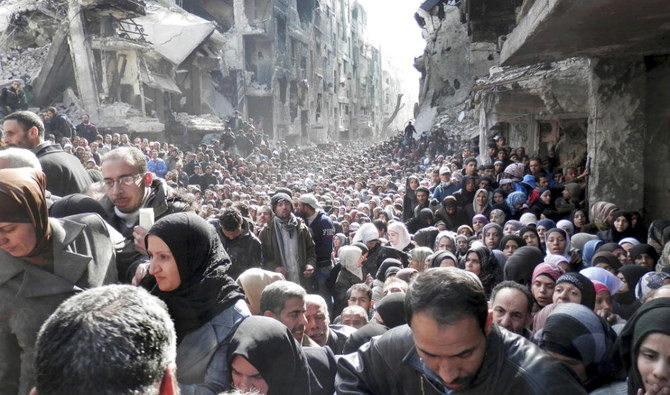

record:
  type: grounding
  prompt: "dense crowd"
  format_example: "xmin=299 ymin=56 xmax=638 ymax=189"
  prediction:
xmin=1 ymin=108 xmax=670 ymax=395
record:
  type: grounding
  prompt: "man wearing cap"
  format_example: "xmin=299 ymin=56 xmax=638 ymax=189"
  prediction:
xmin=432 ymin=165 xmax=459 ymax=203
xmin=259 ymin=192 xmax=317 ymax=292
xmin=296 ymin=193 xmax=336 ymax=307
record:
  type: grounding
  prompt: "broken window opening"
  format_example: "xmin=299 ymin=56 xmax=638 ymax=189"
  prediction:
xmin=277 ymin=16 xmax=287 ymax=51
xmin=297 ymin=0 xmax=316 ymax=24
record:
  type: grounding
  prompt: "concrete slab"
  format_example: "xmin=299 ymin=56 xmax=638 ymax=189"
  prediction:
xmin=134 ymin=5 xmax=216 ymax=65
xmin=501 ymin=0 xmax=670 ymax=66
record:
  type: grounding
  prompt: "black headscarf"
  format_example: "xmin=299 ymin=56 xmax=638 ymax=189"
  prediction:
xmin=465 ymin=244 xmax=501 ymax=296
xmin=228 ymin=316 xmax=311 ymax=395
xmin=375 ymin=292 xmax=406 ymax=328
xmin=555 ymin=272 xmax=596 ymax=309
xmin=375 ymin=258 xmax=403 ymax=282
xmin=49 ymin=193 xmax=107 ymax=218
xmin=613 ymin=298 xmax=670 ymax=394
xmin=413 ymin=226 xmax=439 ymax=248
xmin=342 ymin=323 xmax=388 ymax=354
xmin=629 ymin=244 xmax=659 ymax=265
xmin=613 ymin=265 xmax=650 ymax=319
xmin=503 ymin=246 xmax=544 ymax=286
xmin=146 ymin=212 xmax=244 ymax=343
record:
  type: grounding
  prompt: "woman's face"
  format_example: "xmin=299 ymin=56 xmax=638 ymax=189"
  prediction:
xmin=0 ymin=222 xmax=37 ymax=257
xmin=475 ymin=191 xmax=487 ymax=207
xmin=231 ymin=355 xmax=269 ymax=394
xmin=503 ymin=240 xmax=520 ymax=258
xmin=484 ymin=229 xmax=501 ymax=249
xmin=456 ymin=238 xmax=469 ymax=252
xmin=553 ymin=282 xmax=582 ymax=304
xmin=465 ymin=252 xmax=481 ymax=276
xmin=614 ymin=216 xmax=630 ymax=233
xmin=458 ymin=228 xmax=473 ymax=237
xmin=594 ymin=291 xmax=613 ymax=316
xmin=437 ymin=236 xmax=452 ymax=252
xmin=490 ymin=212 xmax=500 ymax=224
xmin=503 ymin=224 xmax=517 ymax=235
xmin=532 ymin=275 xmax=556 ymax=307
xmin=537 ymin=226 xmax=548 ymax=243
xmin=635 ymin=254 xmax=656 ymax=270
xmin=409 ymin=178 xmax=418 ymax=190
xmin=439 ymin=258 xmax=457 ymax=268
xmin=573 ymin=210 xmax=587 ymax=227
xmin=333 ymin=237 xmax=343 ymax=248
xmin=465 ymin=180 xmax=476 ymax=192
xmin=546 ymin=232 xmax=567 ymax=255
xmin=522 ymin=231 xmax=540 ymax=247
xmin=637 ymin=332 xmax=670 ymax=394
xmin=617 ymin=272 xmax=630 ymax=293
xmin=473 ymin=220 xmax=485 ymax=232
xmin=409 ymin=258 xmax=420 ymax=271
xmin=540 ymin=191 xmax=551 ymax=205
xmin=147 ymin=235 xmax=181 ymax=292
xmin=388 ymin=231 xmax=399 ymax=246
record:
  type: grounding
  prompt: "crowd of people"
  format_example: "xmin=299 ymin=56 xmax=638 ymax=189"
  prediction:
xmin=1 ymin=108 xmax=670 ymax=394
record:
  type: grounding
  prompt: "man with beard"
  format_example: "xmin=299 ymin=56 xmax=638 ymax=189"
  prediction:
xmin=304 ymin=294 xmax=355 ymax=354
xmin=260 ymin=280 xmax=315 ymax=346
xmin=295 ymin=194 xmax=335 ymax=307
xmin=259 ymin=192 xmax=317 ymax=292
xmin=100 ymin=146 xmax=189 ymax=283
xmin=336 ymin=268 xmax=585 ymax=394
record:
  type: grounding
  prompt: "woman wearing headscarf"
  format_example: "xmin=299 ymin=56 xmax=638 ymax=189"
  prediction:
xmin=534 ymin=303 xmax=618 ymax=391
xmin=614 ymin=265 xmax=650 ymax=320
xmin=502 ymin=219 xmax=523 ymax=235
xmin=505 ymin=191 xmax=528 ymax=221
xmin=465 ymin=188 xmax=492 ymax=220
xmin=489 ymin=208 xmax=507 ymax=227
xmin=464 ymin=243 xmax=501 ymax=297
xmin=589 ymin=201 xmax=618 ymax=232
xmin=646 ymin=219 xmax=670 ymax=253
xmin=0 ymin=168 xmax=118 ymax=393
xmin=408 ymin=246 xmax=433 ymax=272
xmin=433 ymin=230 xmax=456 ymax=253
xmin=520 ymin=225 xmax=541 ymax=248
xmin=453 ymin=175 xmax=477 ymax=208
xmin=553 ymin=272 xmax=596 ymax=310
xmin=429 ymin=250 xmax=459 ymax=268
xmin=569 ymin=208 xmax=591 ymax=234
xmin=629 ymin=244 xmax=659 ymax=270
xmin=536 ymin=218 xmax=556 ymax=249
xmin=499 ymin=234 xmax=526 ymax=259
xmin=402 ymin=175 xmax=419 ymax=222
xmin=612 ymin=298 xmax=670 ymax=395
xmin=228 ymin=316 xmax=314 ymax=395
xmin=503 ymin=245 xmax=543 ymax=286
xmin=582 ymin=239 xmax=604 ymax=267
xmin=386 ymin=221 xmax=412 ymax=253
xmin=146 ymin=212 xmax=249 ymax=391
xmin=481 ymin=223 xmax=504 ymax=250
xmin=656 ymin=240 xmax=670 ymax=273
xmin=236 ymin=268 xmax=285 ymax=315
xmin=412 ymin=226 xmax=439 ymax=249
xmin=545 ymin=228 xmax=572 ymax=261
xmin=598 ymin=211 xmax=635 ymax=244
xmin=331 ymin=246 xmax=364 ymax=317
xmin=529 ymin=188 xmax=554 ymax=219
xmin=531 ymin=263 xmax=564 ymax=313
xmin=591 ymin=251 xmax=622 ymax=275
xmin=634 ymin=271 xmax=670 ymax=302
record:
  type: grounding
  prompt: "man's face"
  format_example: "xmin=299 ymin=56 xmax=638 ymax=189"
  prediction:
xmin=348 ymin=289 xmax=371 ymax=312
xmin=82 ymin=115 xmax=89 ymax=123
xmin=305 ymin=300 xmax=329 ymax=346
xmin=293 ymin=201 xmax=305 ymax=217
xmin=274 ymin=200 xmax=292 ymax=220
xmin=491 ymin=288 xmax=530 ymax=335
xmin=439 ymin=173 xmax=451 ymax=184
xmin=222 ymin=223 xmax=243 ymax=240
xmin=275 ymin=297 xmax=307 ymax=342
xmin=529 ymin=160 xmax=541 ymax=175
xmin=341 ymin=311 xmax=367 ymax=329
xmin=465 ymin=161 xmax=476 ymax=175
xmin=416 ymin=191 xmax=428 ymax=205
xmin=411 ymin=313 xmax=487 ymax=391
xmin=101 ymin=158 xmax=146 ymax=213
xmin=2 ymin=120 xmax=34 ymax=149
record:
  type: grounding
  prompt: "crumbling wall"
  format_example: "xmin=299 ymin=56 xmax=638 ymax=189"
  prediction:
xmin=587 ymin=57 xmax=646 ymax=212
xmin=644 ymin=56 xmax=670 ymax=219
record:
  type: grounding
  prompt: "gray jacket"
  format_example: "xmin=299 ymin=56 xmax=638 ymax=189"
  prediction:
xmin=0 ymin=214 xmax=118 ymax=394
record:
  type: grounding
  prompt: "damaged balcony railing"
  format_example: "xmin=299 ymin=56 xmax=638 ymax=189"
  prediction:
xmin=116 ymin=17 xmax=150 ymax=43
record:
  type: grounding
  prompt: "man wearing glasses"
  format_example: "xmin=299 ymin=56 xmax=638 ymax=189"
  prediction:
xmin=100 ymin=146 xmax=189 ymax=284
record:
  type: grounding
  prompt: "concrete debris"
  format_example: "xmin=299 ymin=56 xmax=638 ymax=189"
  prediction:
xmin=0 ymin=45 xmax=51 ymax=82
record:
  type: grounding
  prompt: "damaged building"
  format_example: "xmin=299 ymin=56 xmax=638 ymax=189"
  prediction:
xmin=0 ymin=0 xmax=405 ymax=144
xmin=414 ymin=0 xmax=670 ymax=220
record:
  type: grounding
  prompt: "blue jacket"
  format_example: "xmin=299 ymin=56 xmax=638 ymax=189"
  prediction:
xmin=432 ymin=183 xmax=459 ymax=203
xmin=147 ymin=158 xmax=168 ymax=178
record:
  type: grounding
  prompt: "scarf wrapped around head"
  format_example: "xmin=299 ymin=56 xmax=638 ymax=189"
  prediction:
xmin=629 ymin=244 xmax=659 ymax=265
xmin=590 ymin=201 xmax=618 ymax=231
xmin=580 ymin=266 xmax=624 ymax=295
xmin=338 ymin=245 xmax=363 ymax=280
xmin=582 ymin=239 xmax=604 ymax=266
xmin=387 ymin=221 xmax=411 ymax=251
xmin=503 ymin=245 xmax=543 ymax=286
xmin=228 ymin=316 xmax=311 ymax=395
xmin=236 ymin=268 xmax=285 ymax=315
xmin=434 ymin=230 xmax=456 ymax=253
xmin=146 ymin=212 xmax=244 ymax=342
xmin=0 ymin=168 xmax=52 ymax=262
xmin=536 ymin=303 xmax=618 ymax=391
xmin=657 ymin=241 xmax=670 ymax=272
xmin=591 ymin=251 xmax=622 ymax=273
xmin=506 ymin=191 xmax=528 ymax=216
xmin=472 ymin=188 xmax=490 ymax=215
xmin=634 ymin=271 xmax=670 ymax=301
xmin=612 ymin=298 xmax=670 ymax=395
xmin=544 ymin=228 xmax=571 ymax=259
xmin=556 ymin=272 xmax=596 ymax=309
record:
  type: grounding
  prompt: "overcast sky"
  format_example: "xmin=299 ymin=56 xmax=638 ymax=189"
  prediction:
xmin=357 ymin=0 xmax=425 ymax=105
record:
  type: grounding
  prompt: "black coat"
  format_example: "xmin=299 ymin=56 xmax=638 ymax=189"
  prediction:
xmin=211 ymin=219 xmax=262 ymax=280
xmin=33 ymin=142 xmax=92 ymax=197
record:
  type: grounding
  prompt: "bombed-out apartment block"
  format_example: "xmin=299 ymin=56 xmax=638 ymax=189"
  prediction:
xmin=0 ymin=0 xmax=404 ymax=144
xmin=414 ymin=0 xmax=670 ymax=218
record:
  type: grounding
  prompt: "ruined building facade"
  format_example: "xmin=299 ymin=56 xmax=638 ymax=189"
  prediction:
xmin=415 ymin=0 xmax=670 ymax=220
xmin=0 ymin=0 xmax=404 ymax=144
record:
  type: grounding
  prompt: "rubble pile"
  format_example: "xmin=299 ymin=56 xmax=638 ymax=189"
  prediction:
xmin=0 ymin=45 xmax=51 ymax=83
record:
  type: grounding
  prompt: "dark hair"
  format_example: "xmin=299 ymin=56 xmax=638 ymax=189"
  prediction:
xmin=219 ymin=208 xmax=243 ymax=231
xmin=405 ymin=268 xmax=488 ymax=333
xmin=3 ymin=110 xmax=45 ymax=138
xmin=260 ymin=281 xmax=306 ymax=317
xmin=464 ymin=157 xmax=477 ymax=166
xmin=373 ymin=219 xmax=387 ymax=234
xmin=34 ymin=285 xmax=176 ymax=395
xmin=490 ymin=281 xmax=533 ymax=315
xmin=232 ymin=201 xmax=250 ymax=217
xmin=346 ymin=283 xmax=372 ymax=302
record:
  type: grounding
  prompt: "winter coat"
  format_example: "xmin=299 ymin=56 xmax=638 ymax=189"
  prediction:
xmin=33 ymin=142 xmax=92 ymax=197
xmin=0 ymin=214 xmax=118 ymax=394
xmin=176 ymin=299 xmax=250 ymax=395
xmin=211 ymin=219 xmax=262 ymax=280
xmin=335 ymin=324 xmax=587 ymax=395
xmin=258 ymin=216 xmax=317 ymax=291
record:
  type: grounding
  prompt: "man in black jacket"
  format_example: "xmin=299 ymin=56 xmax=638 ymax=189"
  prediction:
xmin=0 ymin=80 xmax=28 ymax=117
xmin=336 ymin=268 xmax=586 ymax=394
xmin=212 ymin=207 xmax=262 ymax=279
xmin=2 ymin=111 xmax=92 ymax=197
